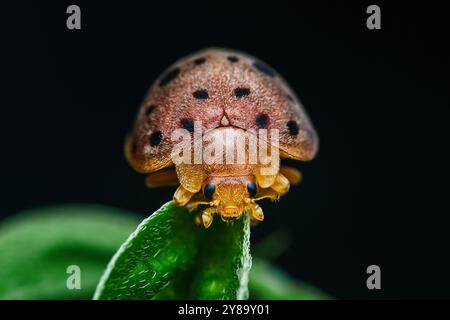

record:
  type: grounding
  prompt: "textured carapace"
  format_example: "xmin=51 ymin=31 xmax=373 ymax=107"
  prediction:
xmin=125 ymin=48 xmax=319 ymax=227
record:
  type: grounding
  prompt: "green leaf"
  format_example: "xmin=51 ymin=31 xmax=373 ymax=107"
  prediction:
xmin=0 ymin=204 xmax=140 ymax=299
xmin=153 ymin=216 xmax=252 ymax=300
xmin=189 ymin=214 xmax=251 ymax=300
xmin=249 ymin=257 xmax=332 ymax=300
xmin=0 ymin=202 xmax=328 ymax=300
xmin=95 ymin=201 xmax=252 ymax=300
xmin=94 ymin=202 xmax=198 ymax=299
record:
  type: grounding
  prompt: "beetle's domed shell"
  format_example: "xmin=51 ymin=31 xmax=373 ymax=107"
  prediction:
xmin=125 ymin=48 xmax=318 ymax=173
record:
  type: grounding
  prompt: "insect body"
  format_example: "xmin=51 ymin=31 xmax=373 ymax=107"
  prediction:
xmin=125 ymin=48 xmax=318 ymax=228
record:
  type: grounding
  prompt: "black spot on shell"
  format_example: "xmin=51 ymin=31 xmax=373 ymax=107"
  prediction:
xmin=287 ymin=95 xmax=295 ymax=103
xmin=149 ymin=131 xmax=163 ymax=146
xmin=193 ymin=90 xmax=209 ymax=99
xmin=194 ymin=57 xmax=206 ymax=65
xmin=145 ymin=105 xmax=156 ymax=116
xmin=181 ymin=118 xmax=194 ymax=133
xmin=287 ymin=120 xmax=299 ymax=136
xmin=159 ymin=68 xmax=180 ymax=87
xmin=227 ymin=56 xmax=239 ymax=63
xmin=256 ymin=114 xmax=269 ymax=128
xmin=254 ymin=61 xmax=276 ymax=77
xmin=234 ymin=87 xmax=250 ymax=98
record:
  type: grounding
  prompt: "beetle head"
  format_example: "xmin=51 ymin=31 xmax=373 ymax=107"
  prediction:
xmin=203 ymin=175 xmax=257 ymax=222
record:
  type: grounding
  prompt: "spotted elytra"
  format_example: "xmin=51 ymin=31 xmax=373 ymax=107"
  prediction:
xmin=125 ymin=48 xmax=318 ymax=228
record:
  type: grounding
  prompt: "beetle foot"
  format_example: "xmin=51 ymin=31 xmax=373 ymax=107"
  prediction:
xmin=201 ymin=207 xmax=216 ymax=228
xmin=246 ymin=203 xmax=264 ymax=222
xmin=173 ymin=185 xmax=194 ymax=206
xmin=270 ymin=173 xmax=290 ymax=195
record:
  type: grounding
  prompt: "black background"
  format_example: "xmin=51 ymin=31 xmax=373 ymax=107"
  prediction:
xmin=4 ymin=1 xmax=450 ymax=299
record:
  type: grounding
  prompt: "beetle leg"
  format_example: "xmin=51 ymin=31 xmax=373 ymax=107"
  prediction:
xmin=246 ymin=202 xmax=264 ymax=222
xmin=186 ymin=201 xmax=210 ymax=211
xmin=280 ymin=165 xmax=302 ymax=185
xmin=252 ymin=170 xmax=298 ymax=203
xmin=270 ymin=172 xmax=290 ymax=195
xmin=176 ymin=164 xmax=204 ymax=194
xmin=186 ymin=195 xmax=218 ymax=211
xmin=254 ymin=169 xmax=277 ymax=189
xmin=145 ymin=167 xmax=179 ymax=188
xmin=201 ymin=207 xmax=216 ymax=228
xmin=254 ymin=143 xmax=280 ymax=188
xmin=252 ymin=188 xmax=280 ymax=202
xmin=173 ymin=185 xmax=195 ymax=206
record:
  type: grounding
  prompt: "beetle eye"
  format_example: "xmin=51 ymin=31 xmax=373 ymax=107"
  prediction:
xmin=203 ymin=183 xmax=216 ymax=200
xmin=247 ymin=182 xmax=257 ymax=197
